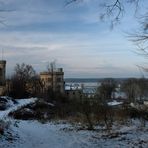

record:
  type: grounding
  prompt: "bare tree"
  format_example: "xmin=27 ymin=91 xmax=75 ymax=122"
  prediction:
xmin=122 ymin=78 xmax=148 ymax=102
xmin=46 ymin=60 xmax=56 ymax=99
xmin=97 ymin=78 xmax=116 ymax=100
xmin=9 ymin=63 xmax=37 ymax=98
xmin=130 ymin=17 xmax=148 ymax=57
xmin=77 ymin=96 xmax=94 ymax=130
xmin=66 ymin=0 xmax=142 ymax=25
xmin=95 ymin=79 xmax=116 ymax=129
xmin=122 ymin=78 xmax=139 ymax=103
xmin=66 ymin=0 xmax=148 ymax=55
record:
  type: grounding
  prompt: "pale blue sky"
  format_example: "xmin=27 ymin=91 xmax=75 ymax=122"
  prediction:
xmin=0 ymin=0 xmax=148 ymax=78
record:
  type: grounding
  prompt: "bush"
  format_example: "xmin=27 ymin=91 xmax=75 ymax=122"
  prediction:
xmin=9 ymin=99 xmax=55 ymax=121
xmin=0 ymin=120 xmax=11 ymax=135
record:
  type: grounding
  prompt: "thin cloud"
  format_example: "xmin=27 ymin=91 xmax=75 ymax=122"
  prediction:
xmin=0 ymin=0 xmax=147 ymax=78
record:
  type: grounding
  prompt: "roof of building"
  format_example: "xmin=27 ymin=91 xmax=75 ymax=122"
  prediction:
xmin=40 ymin=68 xmax=64 ymax=75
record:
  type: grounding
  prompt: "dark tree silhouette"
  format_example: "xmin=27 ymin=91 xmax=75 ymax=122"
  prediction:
xmin=121 ymin=78 xmax=148 ymax=102
xmin=97 ymin=78 xmax=116 ymax=100
xmin=66 ymin=0 xmax=143 ymax=24
xmin=9 ymin=63 xmax=38 ymax=98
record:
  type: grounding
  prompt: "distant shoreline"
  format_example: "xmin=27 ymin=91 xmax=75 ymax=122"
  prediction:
xmin=64 ymin=78 xmax=129 ymax=83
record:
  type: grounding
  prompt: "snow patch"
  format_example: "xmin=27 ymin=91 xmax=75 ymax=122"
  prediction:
xmin=108 ymin=100 xmax=123 ymax=106
xmin=0 ymin=97 xmax=37 ymax=120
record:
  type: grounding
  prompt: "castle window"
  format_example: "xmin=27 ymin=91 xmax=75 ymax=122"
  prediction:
xmin=48 ymin=78 xmax=52 ymax=81
xmin=57 ymin=77 xmax=62 ymax=82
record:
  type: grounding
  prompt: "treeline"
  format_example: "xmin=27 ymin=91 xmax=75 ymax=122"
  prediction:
xmin=6 ymin=63 xmax=148 ymax=129
xmin=96 ymin=77 xmax=148 ymax=102
xmin=7 ymin=63 xmax=41 ymax=99
xmin=56 ymin=78 xmax=148 ymax=130
xmin=122 ymin=78 xmax=148 ymax=102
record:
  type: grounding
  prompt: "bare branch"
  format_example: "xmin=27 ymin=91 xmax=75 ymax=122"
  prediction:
xmin=64 ymin=0 xmax=81 ymax=7
xmin=0 ymin=8 xmax=15 ymax=26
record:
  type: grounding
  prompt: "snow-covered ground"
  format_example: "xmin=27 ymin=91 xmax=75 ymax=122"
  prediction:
xmin=108 ymin=100 xmax=123 ymax=106
xmin=0 ymin=97 xmax=148 ymax=148
xmin=0 ymin=119 xmax=147 ymax=148
xmin=1 ymin=120 xmax=98 ymax=148
xmin=0 ymin=97 xmax=37 ymax=120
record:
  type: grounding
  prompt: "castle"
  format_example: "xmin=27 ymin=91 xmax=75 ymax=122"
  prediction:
xmin=0 ymin=60 xmax=65 ymax=96
xmin=40 ymin=68 xmax=64 ymax=94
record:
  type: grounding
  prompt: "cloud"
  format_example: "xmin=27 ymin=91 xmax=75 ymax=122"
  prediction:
xmin=0 ymin=0 xmax=147 ymax=78
xmin=0 ymin=29 xmax=145 ymax=78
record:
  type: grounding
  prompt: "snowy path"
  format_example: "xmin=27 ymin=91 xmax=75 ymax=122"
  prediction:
xmin=0 ymin=98 xmax=148 ymax=148
xmin=7 ymin=121 xmax=98 ymax=148
xmin=0 ymin=98 xmax=99 ymax=148
xmin=0 ymin=98 xmax=37 ymax=120
xmin=0 ymin=119 xmax=147 ymax=148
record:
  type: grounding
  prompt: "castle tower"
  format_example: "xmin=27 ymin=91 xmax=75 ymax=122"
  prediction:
xmin=0 ymin=60 xmax=6 ymax=85
xmin=40 ymin=68 xmax=64 ymax=94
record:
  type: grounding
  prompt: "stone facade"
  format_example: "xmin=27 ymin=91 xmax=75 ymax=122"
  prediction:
xmin=40 ymin=68 xmax=64 ymax=94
